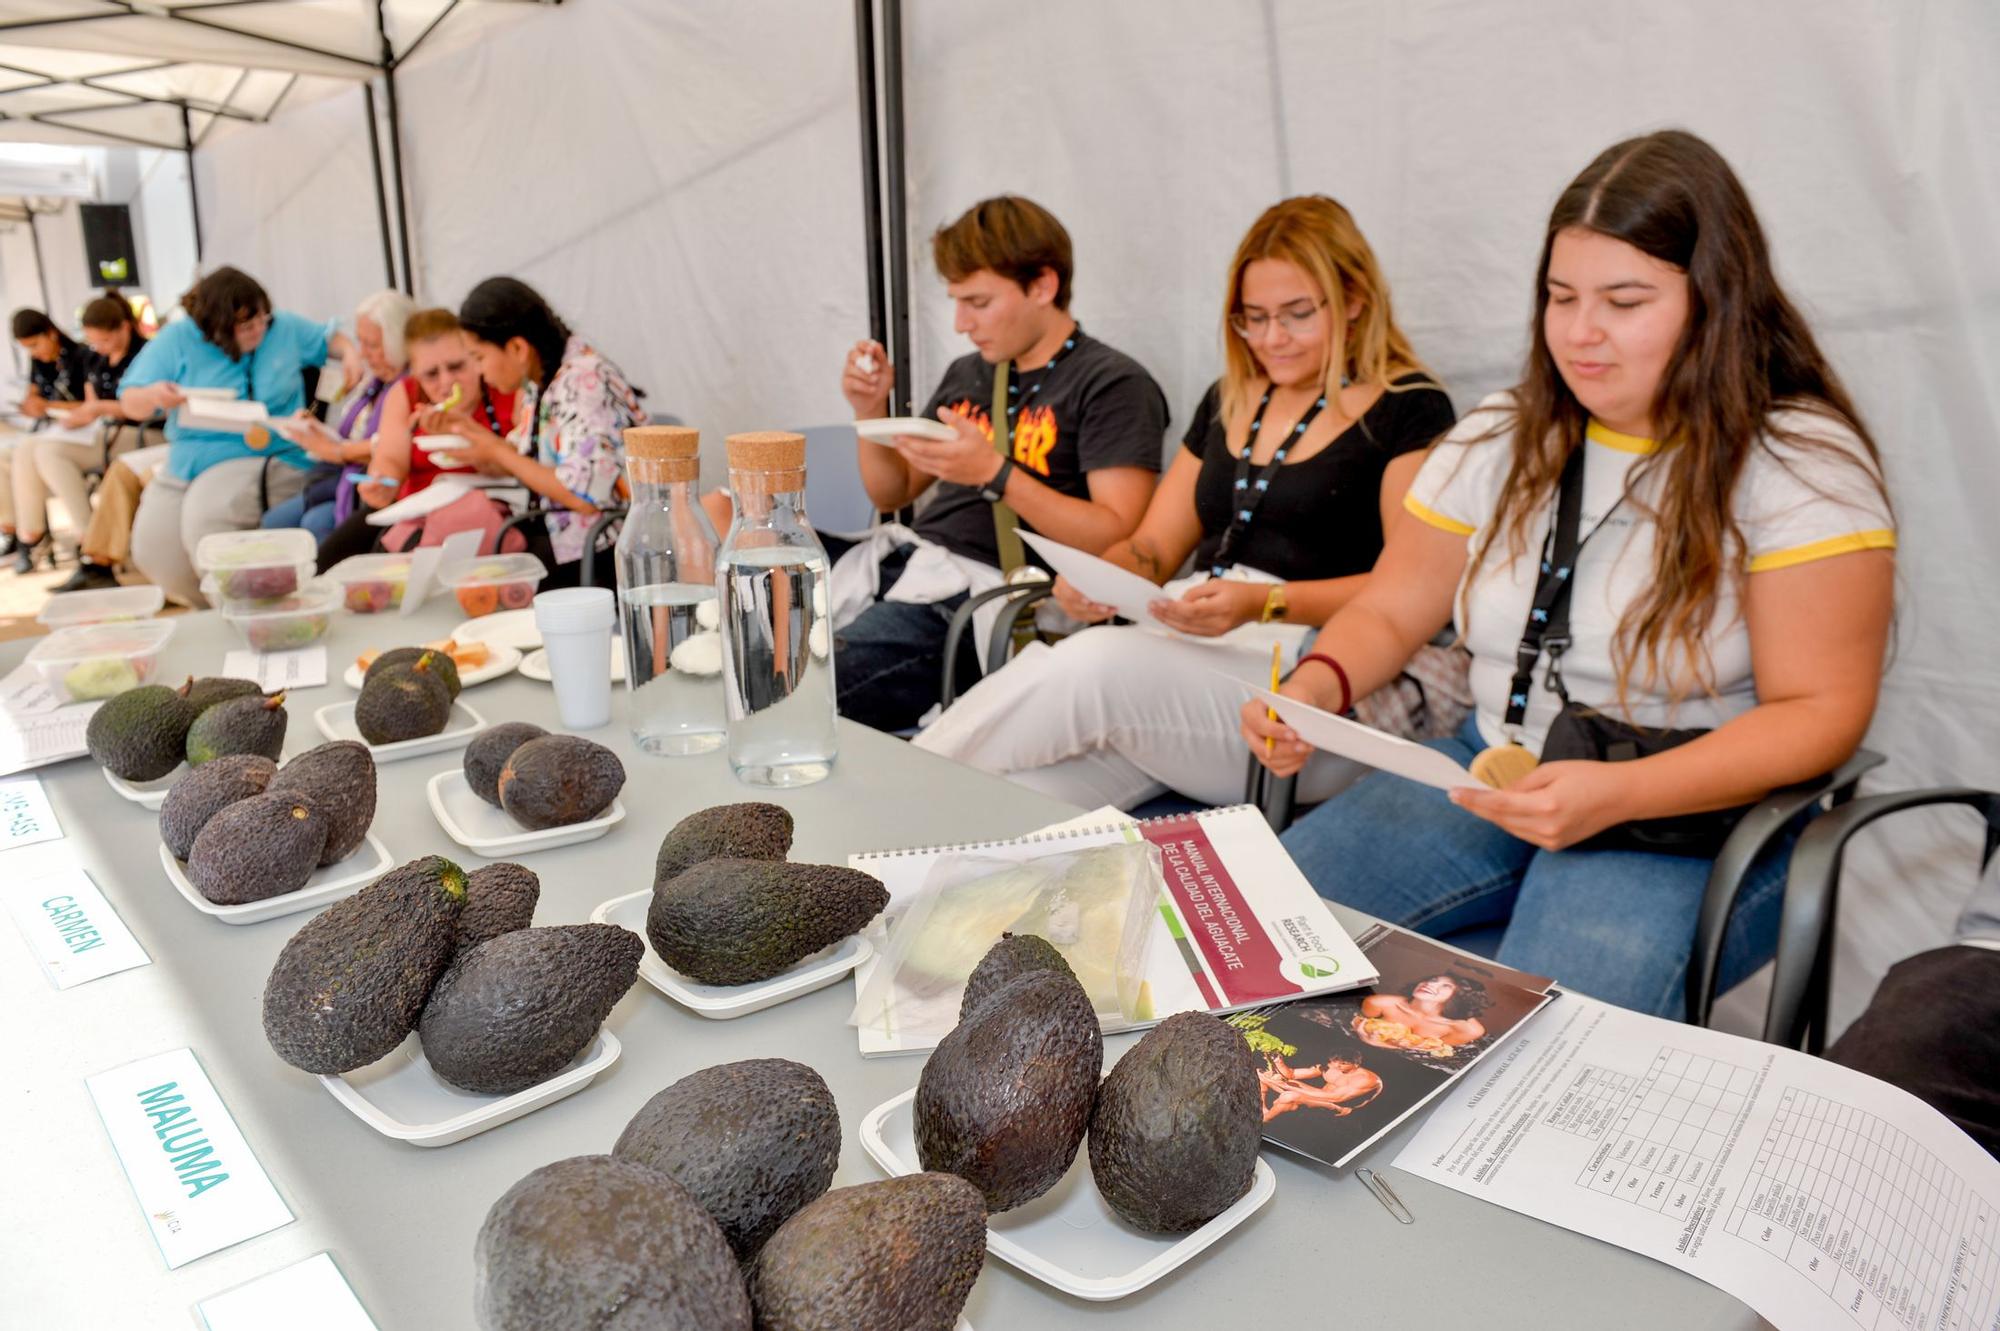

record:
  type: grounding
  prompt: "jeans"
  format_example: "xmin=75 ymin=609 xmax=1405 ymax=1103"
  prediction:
xmin=261 ymin=493 xmax=338 ymax=541
xmin=1279 ymin=715 xmax=1793 ymax=1017
xmin=830 ymin=542 xmax=979 ymax=733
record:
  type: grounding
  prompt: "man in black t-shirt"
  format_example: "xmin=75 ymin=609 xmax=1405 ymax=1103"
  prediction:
xmin=836 ymin=195 xmax=1167 ymax=731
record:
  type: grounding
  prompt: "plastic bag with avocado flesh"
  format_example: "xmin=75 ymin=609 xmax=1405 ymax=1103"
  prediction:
xmin=849 ymin=841 xmax=1158 ymax=1045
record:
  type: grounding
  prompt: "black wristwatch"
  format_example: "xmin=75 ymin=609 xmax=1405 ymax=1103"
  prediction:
xmin=979 ymin=456 xmax=1016 ymax=503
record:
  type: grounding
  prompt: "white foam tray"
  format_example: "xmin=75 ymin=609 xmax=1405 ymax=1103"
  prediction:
xmin=313 ymin=699 xmax=485 ymax=761
xmin=104 ymin=762 xmax=184 ymax=809
xmin=320 ymin=1030 xmax=620 ymax=1147
xmin=450 ymin=608 xmax=540 ymax=650
xmin=426 ymin=768 xmax=624 ymax=855
xmin=161 ymin=831 xmax=392 ymax=925
xmin=341 ymin=643 xmax=521 ymax=691
xmin=589 ymin=890 xmax=871 ymax=1019
xmin=859 ymin=1088 xmax=1275 ymax=1301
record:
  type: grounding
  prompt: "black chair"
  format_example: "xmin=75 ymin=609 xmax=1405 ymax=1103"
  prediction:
xmin=1761 ymin=785 xmax=2000 ymax=1054
xmin=938 ymin=577 xmax=1054 ymax=708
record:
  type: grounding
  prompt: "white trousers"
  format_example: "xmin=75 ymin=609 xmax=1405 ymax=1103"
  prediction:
xmin=130 ymin=456 xmax=309 ymax=607
xmin=912 ymin=623 xmax=1362 ymax=811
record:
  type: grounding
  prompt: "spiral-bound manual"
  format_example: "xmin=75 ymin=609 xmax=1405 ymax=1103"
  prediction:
xmin=848 ymin=803 xmax=1377 ymax=1056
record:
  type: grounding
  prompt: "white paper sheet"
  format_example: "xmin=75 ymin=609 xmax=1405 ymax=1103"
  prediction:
xmin=363 ymin=476 xmax=515 ymax=527
xmin=221 ymin=647 xmax=328 ymax=692
xmin=1249 ymin=686 xmax=1483 ymax=792
xmin=1 ymin=865 xmax=150 ymax=989
xmin=399 ymin=528 xmax=481 ymax=617
xmin=0 ymin=701 xmax=100 ymax=776
xmin=1017 ymin=530 xmax=1176 ymax=632
xmin=1396 ymin=995 xmax=2000 ymax=1331
xmin=197 ymin=1252 xmax=379 ymax=1330
xmin=0 ymin=665 xmax=63 ymax=719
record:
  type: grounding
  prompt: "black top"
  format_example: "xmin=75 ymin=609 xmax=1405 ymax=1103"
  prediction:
xmin=1184 ymin=372 xmax=1455 ymax=581
xmin=87 ymin=331 xmax=148 ymax=401
xmin=29 ymin=340 xmax=94 ymax=404
xmin=912 ymin=328 xmax=1169 ymax=568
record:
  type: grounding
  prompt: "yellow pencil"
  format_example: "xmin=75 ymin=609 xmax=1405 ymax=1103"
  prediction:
xmin=1265 ymin=641 xmax=1282 ymax=755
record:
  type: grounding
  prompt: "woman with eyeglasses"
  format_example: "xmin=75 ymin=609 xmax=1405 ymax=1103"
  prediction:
xmin=121 ymin=266 xmax=361 ymax=606
xmin=913 ymin=196 xmax=1456 ymax=809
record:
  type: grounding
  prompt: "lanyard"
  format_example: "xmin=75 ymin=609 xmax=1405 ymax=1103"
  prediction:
xmin=1207 ymin=386 xmax=1329 ymax=577
xmin=1501 ymin=444 xmax=1626 ymax=733
xmin=476 ymin=383 xmax=502 ymax=433
xmin=994 ymin=325 xmax=1079 ymax=460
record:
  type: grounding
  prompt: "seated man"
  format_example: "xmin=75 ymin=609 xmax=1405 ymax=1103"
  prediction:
xmin=832 ymin=195 xmax=1167 ymax=731
xmin=1827 ymin=854 xmax=2000 ymax=1159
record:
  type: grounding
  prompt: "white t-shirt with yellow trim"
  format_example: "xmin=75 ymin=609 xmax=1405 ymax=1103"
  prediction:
xmin=1404 ymin=392 xmax=1894 ymax=752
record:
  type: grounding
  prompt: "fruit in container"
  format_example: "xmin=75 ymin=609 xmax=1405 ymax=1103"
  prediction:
xmin=456 ymin=583 xmax=499 ymax=616
xmin=342 ymin=579 xmax=403 ymax=613
xmin=244 ymin=611 xmax=329 ymax=652
xmin=62 ymin=656 xmax=141 ymax=700
xmin=497 ymin=580 xmax=534 ymax=610
xmin=217 ymin=564 xmax=299 ymax=600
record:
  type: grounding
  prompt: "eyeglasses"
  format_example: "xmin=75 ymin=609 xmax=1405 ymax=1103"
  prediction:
xmin=234 ymin=311 xmax=272 ymax=334
xmin=1230 ymin=299 xmax=1327 ymax=340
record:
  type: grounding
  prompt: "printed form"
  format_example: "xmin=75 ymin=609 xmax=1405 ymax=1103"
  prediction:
xmin=1397 ymin=995 xmax=2000 ymax=1331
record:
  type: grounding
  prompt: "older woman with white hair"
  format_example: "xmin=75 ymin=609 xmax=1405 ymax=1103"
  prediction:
xmin=260 ymin=287 xmax=415 ymax=538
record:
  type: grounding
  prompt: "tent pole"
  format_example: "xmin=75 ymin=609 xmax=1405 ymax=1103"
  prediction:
xmin=852 ymin=0 xmax=886 ymax=347
xmin=28 ymin=208 xmax=49 ymax=311
xmin=376 ymin=2 xmax=415 ymax=294
xmin=361 ymin=82 xmax=397 ymax=289
xmin=881 ymin=0 xmax=910 ymax=415
xmin=180 ymin=100 xmax=204 ymax=264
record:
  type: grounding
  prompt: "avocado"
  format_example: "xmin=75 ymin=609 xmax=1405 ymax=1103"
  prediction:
xmin=652 ymin=802 xmax=793 ymax=887
xmin=185 ymin=691 xmax=288 ymax=765
xmin=185 ymin=790 xmax=328 ymax=903
xmin=268 ymin=740 xmax=376 ymax=865
xmin=749 ymin=1174 xmax=986 ymax=1331
xmin=262 ymin=855 xmax=466 ymax=1074
xmin=496 ymin=734 xmax=626 ymax=830
xmin=613 ymin=1060 xmax=839 ymax=1262
xmin=646 ymin=859 xmax=888 ymax=986
xmin=158 ymin=752 xmax=276 ymax=860
xmin=418 ymin=924 xmax=641 ymax=1095
xmin=353 ymin=664 xmax=452 ymax=744
xmin=959 ymin=932 xmax=1076 ymax=1022
xmin=463 ymin=722 xmax=547 ymax=806
xmin=85 ymin=684 xmax=197 ymax=781
xmin=914 ymin=968 xmax=1102 ymax=1212
xmin=179 ymin=675 xmax=263 ymax=713
xmin=475 ymin=1154 xmax=751 ymax=1331
xmin=455 ymin=862 xmax=541 ymax=959
xmin=1087 ymin=1011 xmax=1262 ymax=1233
xmin=364 ymin=646 xmax=461 ymax=698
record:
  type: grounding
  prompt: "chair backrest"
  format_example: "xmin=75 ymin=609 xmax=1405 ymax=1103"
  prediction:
xmin=794 ymin=424 xmax=880 ymax=539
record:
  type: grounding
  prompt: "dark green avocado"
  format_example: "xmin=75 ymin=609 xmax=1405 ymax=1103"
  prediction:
xmin=268 ymin=740 xmax=376 ymax=865
xmin=158 ymin=752 xmax=276 ymax=861
xmin=85 ymin=684 xmax=196 ymax=781
xmin=645 ymin=858 xmax=887 ymax=986
xmin=453 ymin=861 xmax=541 ymax=959
xmin=959 ymin=932 xmax=1075 ymax=1022
xmin=463 ymin=722 xmax=547 ymax=806
xmin=185 ymin=691 xmax=287 ymax=765
xmin=353 ymin=664 xmax=451 ymax=745
xmin=496 ymin=734 xmax=625 ymax=830
xmin=652 ymin=802 xmax=793 ymax=887
xmin=185 ymin=790 xmax=327 ymax=904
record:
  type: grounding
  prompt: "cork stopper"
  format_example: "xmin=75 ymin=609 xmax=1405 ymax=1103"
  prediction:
xmin=726 ymin=431 xmax=806 ymax=470
xmin=625 ymin=425 xmax=700 ymax=484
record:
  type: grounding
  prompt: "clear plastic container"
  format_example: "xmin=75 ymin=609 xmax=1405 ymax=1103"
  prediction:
xmin=325 ymin=553 xmax=419 ymax=614
xmin=437 ymin=554 xmax=548 ymax=618
xmin=194 ymin=528 xmax=317 ymax=601
xmin=25 ymin=619 xmax=178 ymax=701
xmin=220 ymin=580 xmax=340 ymax=652
xmin=36 ymin=584 xmax=166 ymax=629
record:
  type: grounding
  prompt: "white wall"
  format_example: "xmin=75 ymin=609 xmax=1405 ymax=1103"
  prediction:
xmin=126 ymin=148 xmax=201 ymax=312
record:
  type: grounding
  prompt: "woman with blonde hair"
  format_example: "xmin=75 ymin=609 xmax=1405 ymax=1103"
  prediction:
xmin=915 ymin=195 xmax=1455 ymax=807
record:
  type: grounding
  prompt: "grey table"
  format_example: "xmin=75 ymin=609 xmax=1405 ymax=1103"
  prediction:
xmin=1 ymin=600 xmax=1764 ymax=1330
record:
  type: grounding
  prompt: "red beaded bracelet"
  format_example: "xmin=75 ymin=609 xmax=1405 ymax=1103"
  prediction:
xmin=1290 ymin=653 xmax=1352 ymax=713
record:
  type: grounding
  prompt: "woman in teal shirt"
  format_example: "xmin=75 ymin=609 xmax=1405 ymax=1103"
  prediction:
xmin=121 ymin=267 xmax=358 ymax=606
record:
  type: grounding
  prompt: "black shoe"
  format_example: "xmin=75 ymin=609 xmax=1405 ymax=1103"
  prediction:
xmin=55 ymin=561 xmax=120 ymax=592
xmin=0 ymin=534 xmax=14 ymax=558
xmin=12 ymin=534 xmax=50 ymax=575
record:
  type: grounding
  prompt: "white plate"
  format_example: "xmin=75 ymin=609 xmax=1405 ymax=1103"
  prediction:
xmin=859 ymin=1088 xmax=1276 ymax=1301
xmin=518 ymin=647 xmax=625 ymax=684
xmin=413 ymin=434 xmax=470 ymax=469
xmin=313 ymin=699 xmax=485 ymax=761
xmin=426 ymin=768 xmax=624 ymax=855
xmin=104 ymin=762 xmax=185 ymax=809
xmin=854 ymin=416 xmax=956 ymax=445
xmin=341 ymin=643 xmax=522 ymax=691
xmin=319 ymin=1030 xmax=620 ymax=1147
xmin=589 ymin=890 xmax=872 ymax=1019
xmin=160 ymin=832 xmax=393 ymax=925
xmin=450 ymin=609 xmax=540 ymax=651
xmin=178 ymin=385 xmax=239 ymax=401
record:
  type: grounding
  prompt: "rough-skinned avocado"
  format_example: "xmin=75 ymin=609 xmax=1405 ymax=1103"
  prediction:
xmin=185 ymin=691 xmax=288 ymax=765
xmin=262 ymin=855 xmax=466 ymax=1074
xmin=646 ymin=859 xmax=888 ymax=986
xmin=914 ymin=969 xmax=1102 ymax=1212
xmin=364 ymin=646 xmax=461 ymax=698
xmin=454 ymin=862 xmax=541 ymax=959
xmin=186 ymin=790 xmax=328 ymax=903
xmin=179 ymin=675 xmax=263 ymax=713
xmin=497 ymin=735 xmax=625 ymax=830
xmin=85 ymin=684 xmax=197 ymax=781
xmin=463 ymin=722 xmax=546 ymax=806
xmin=418 ymin=924 xmax=641 ymax=1095
xmin=652 ymin=802 xmax=793 ymax=887
xmin=353 ymin=664 xmax=451 ymax=744
xmin=158 ymin=752 xmax=276 ymax=860
xmin=959 ymin=932 xmax=1076 ymax=1022
xmin=613 ymin=1059 xmax=839 ymax=1261
xmin=749 ymin=1174 xmax=986 ymax=1331
xmin=268 ymin=740 xmax=376 ymax=865
xmin=1087 ymin=1011 xmax=1261 ymax=1233
xmin=475 ymin=1154 xmax=751 ymax=1331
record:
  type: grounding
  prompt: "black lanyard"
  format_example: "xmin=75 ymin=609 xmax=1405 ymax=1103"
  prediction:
xmin=1207 ymin=386 xmax=1329 ymax=577
xmin=476 ymin=383 xmax=502 ymax=434
xmin=1502 ymin=444 xmax=1626 ymax=731
xmin=995 ymin=325 xmax=1079 ymax=459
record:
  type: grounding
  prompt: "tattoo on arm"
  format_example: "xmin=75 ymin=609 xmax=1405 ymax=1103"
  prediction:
xmin=1129 ymin=539 xmax=1163 ymax=579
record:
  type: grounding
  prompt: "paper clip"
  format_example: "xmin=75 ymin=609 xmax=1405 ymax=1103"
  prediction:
xmin=1357 ymin=1168 xmax=1414 ymax=1224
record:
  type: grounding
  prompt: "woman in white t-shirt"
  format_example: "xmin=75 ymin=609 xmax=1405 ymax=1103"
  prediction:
xmin=1241 ymin=130 xmax=1895 ymax=1017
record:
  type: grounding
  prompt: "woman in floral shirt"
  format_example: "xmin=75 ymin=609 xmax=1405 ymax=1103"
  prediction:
xmin=444 ymin=277 xmax=644 ymax=582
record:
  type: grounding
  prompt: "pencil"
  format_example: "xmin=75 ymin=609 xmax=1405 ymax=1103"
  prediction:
xmin=1265 ymin=641 xmax=1282 ymax=756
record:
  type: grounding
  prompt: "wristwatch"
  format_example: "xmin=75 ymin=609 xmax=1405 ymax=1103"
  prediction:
xmin=979 ymin=456 xmax=1016 ymax=503
xmin=1261 ymin=584 xmax=1289 ymax=623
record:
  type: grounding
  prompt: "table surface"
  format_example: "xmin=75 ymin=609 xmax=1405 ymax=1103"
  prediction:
xmin=1 ymin=599 xmax=1767 ymax=1330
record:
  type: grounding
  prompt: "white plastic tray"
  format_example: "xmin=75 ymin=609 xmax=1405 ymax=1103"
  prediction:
xmin=519 ymin=646 xmax=624 ymax=684
xmin=319 ymin=1030 xmax=620 ymax=1147
xmin=590 ymin=890 xmax=871 ymax=1019
xmin=859 ymin=1088 xmax=1276 ymax=1301
xmin=104 ymin=762 xmax=184 ymax=809
xmin=160 ymin=831 xmax=392 ymax=925
xmin=413 ymin=434 xmax=470 ymax=469
xmin=313 ymin=699 xmax=485 ymax=761
xmin=426 ymin=769 xmax=624 ymax=855
xmin=854 ymin=416 xmax=956 ymax=445
xmin=450 ymin=608 xmax=540 ymax=650
xmin=341 ymin=643 xmax=521 ymax=691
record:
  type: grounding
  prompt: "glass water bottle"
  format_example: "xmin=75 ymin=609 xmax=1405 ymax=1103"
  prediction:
xmin=717 ymin=430 xmax=837 ymax=786
xmin=614 ymin=425 xmax=725 ymax=755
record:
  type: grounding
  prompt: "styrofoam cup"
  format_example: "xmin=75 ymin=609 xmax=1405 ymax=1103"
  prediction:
xmin=533 ymin=587 xmax=615 ymax=728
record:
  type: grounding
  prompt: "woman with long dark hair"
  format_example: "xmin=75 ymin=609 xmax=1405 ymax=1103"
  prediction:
xmin=32 ymin=293 xmax=150 ymax=590
xmin=1243 ymin=131 xmax=1895 ymax=1017
xmin=1 ymin=308 xmax=94 ymax=571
